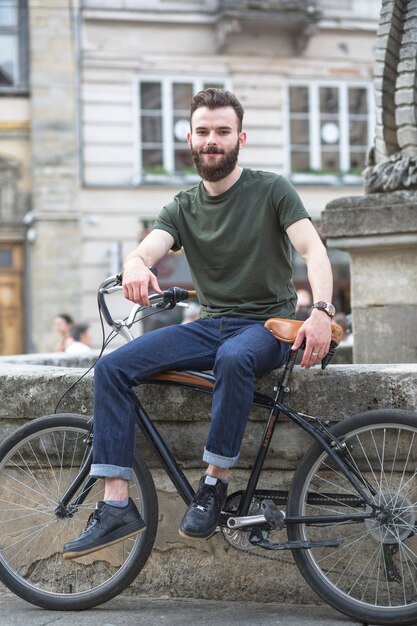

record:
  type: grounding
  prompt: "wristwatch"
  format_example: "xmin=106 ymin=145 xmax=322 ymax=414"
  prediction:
xmin=312 ymin=301 xmax=335 ymax=318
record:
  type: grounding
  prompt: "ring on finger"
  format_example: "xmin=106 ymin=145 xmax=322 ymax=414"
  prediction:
xmin=312 ymin=351 xmax=319 ymax=356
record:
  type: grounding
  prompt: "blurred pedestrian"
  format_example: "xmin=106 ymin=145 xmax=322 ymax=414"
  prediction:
xmin=53 ymin=313 xmax=74 ymax=352
xmin=65 ymin=323 xmax=92 ymax=354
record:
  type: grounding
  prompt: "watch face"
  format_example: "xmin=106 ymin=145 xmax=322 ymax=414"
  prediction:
xmin=314 ymin=302 xmax=335 ymax=317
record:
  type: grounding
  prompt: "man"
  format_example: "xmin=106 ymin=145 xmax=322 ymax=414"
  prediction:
xmin=63 ymin=88 xmax=333 ymax=558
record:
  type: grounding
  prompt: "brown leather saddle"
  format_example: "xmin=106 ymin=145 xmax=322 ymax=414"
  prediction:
xmin=264 ymin=317 xmax=344 ymax=345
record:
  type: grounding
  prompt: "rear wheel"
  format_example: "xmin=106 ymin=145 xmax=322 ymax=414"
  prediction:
xmin=288 ymin=409 xmax=417 ymax=625
xmin=0 ymin=413 xmax=158 ymax=610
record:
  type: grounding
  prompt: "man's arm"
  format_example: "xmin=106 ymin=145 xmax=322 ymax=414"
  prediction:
xmin=286 ymin=218 xmax=333 ymax=368
xmin=122 ymin=228 xmax=175 ymax=306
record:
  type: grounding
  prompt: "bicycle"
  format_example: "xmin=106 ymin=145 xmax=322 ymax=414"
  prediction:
xmin=0 ymin=274 xmax=416 ymax=625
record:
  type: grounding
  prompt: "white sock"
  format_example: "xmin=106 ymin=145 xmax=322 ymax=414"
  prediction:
xmin=204 ymin=474 xmax=229 ymax=485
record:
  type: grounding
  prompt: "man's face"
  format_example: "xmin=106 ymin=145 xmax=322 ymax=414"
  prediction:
xmin=188 ymin=106 xmax=246 ymax=182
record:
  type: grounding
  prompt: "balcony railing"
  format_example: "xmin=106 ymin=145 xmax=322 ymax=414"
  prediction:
xmin=219 ymin=0 xmax=321 ymax=20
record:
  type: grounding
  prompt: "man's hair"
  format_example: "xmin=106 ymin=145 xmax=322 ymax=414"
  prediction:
xmin=70 ymin=323 xmax=89 ymax=342
xmin=190 ymin=88 xmax=244 ymax=131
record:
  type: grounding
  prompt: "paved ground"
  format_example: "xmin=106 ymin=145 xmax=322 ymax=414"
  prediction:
xmin=0 ymin=593 xmax=377 ymax=626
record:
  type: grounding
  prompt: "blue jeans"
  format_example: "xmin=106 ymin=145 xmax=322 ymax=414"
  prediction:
xmin=91 ymin=317 xmax=289 ymax=480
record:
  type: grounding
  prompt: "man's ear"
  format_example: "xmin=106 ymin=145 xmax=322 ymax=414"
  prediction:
xmin=239 ymin=131 xmax=247 ymax=148
xmin=187 ymin=131 xmax=192 ymax=148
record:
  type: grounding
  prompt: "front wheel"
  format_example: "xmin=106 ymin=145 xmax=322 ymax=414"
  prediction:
xmin=287 ymin=409 xmax=417 ymax=625
xmin=0 ymin=413 xmax=158 ymax=610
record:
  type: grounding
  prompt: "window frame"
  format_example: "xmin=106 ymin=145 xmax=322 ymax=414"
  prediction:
xmin=0 ymin=0 xmax=29 ymax=93
xmin=134 ymin=75 xmax=231 ymax=185
xmin=284 ymin=79 xmax=375 ymax=185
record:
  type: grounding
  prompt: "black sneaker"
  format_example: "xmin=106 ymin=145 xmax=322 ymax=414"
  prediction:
xmin=179 ymin=476 xmax=227 ymax=540
xmin=63 ymin=498 xmax=146 ymax=559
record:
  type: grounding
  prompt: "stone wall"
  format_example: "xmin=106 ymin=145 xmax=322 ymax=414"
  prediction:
xmin=0 ymin=361 xmax=416 ymax=602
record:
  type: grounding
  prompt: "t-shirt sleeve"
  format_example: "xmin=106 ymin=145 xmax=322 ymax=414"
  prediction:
xmin=153 ymin=199 xmax=183 ymax=251
xmin=274 ymin=178 xmax=310 ymax=231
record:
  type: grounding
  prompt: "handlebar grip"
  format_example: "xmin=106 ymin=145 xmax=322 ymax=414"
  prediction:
xmin=160 ymin=287 xmax=191 ymax=307
xmin=171 ymin=287 xmax=190 ymax=303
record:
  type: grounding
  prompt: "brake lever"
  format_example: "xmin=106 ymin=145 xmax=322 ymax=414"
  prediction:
xmin=321 ymin=341 xmax=337 ymax=370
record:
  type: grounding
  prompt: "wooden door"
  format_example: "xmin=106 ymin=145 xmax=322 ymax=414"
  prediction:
xmin=0 ymin=243 xmax=24 ymax=355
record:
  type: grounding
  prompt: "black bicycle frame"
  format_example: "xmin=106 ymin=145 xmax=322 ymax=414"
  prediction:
xmin=60 ymin=348 xmax=378 ymax=527
xmin=131 ymin=350 xmax=378 ymax=526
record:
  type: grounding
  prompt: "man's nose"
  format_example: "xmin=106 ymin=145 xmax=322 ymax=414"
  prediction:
xmin=206 ymin=131 xmax=217 ymax=144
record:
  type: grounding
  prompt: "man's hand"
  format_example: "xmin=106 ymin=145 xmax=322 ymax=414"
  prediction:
xmin=121 ymin=229 xmax=174 ymax=306
xmin=122 ymin=256 xmax=163 ymax=307
xmin=291 ymin=308 xmax=332 ymax=369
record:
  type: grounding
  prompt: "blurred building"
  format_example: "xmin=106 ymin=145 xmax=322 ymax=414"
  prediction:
xmin=0 ymin=0 xmax=379 ymax=353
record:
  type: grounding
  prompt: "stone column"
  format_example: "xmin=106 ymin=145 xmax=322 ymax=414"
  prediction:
xmin=28 ymin=0 xmax=81 ymax=352
xmin=322 ymin=0 xmax=417 ymax=364
xmin=321 ymin=192 xmax=417 ymax=363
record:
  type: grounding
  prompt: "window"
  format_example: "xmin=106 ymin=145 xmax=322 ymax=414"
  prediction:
xmin=287 ymin=81 xmax=374 ymax=181
xmin=0 ymin=0 xmax=28 ymax=91
xmin=137 ymin=77 xmax=229 ymax=182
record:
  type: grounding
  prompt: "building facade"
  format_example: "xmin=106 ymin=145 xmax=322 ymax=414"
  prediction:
xmin=0 ymin=0 xmax=379 ymax=353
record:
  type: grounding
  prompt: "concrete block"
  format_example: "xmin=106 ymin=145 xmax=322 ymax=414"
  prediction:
xmin=352 ymin=305 xmax=417 ymax=363
xmin=322 ymin=192 xmax=417 ymax=363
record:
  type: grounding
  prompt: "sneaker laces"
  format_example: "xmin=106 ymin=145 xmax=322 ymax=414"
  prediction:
xmin=85 ymin=505 xmax=102 ymax=529
xmin=192 ymin=484 xmax=216 ymax=512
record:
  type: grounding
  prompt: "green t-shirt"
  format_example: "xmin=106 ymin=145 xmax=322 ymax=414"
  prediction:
xmin=153 ymin=168 xmax=310 ymax=320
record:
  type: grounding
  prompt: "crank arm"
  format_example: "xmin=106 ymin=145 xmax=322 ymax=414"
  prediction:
xmin=227 ymin=499 xmax=286 ymax=530
xmin=227 ymin=514 xmax=267 ymax=529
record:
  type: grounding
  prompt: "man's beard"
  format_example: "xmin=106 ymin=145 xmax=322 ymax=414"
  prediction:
xmin=190 ymin=140 xmax=240 ymax=182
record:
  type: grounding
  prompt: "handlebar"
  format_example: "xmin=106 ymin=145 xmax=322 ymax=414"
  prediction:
xmin=97 ymin=274 xmax=197 ymax=342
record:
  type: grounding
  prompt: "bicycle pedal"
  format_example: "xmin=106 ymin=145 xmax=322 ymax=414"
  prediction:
xmin=261 ymin=499 xmax=285 ymax=530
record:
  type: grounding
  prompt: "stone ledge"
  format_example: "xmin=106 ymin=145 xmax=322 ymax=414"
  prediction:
xmin=1 ymin=362 xmax=416 ymax=465
xmin=0 ymin=350 xmax=102 ymax=368
xmin=0 ymin=362 xmax=416 ymax=602
xmin=321 ymin=190 xmax=417 ymax=238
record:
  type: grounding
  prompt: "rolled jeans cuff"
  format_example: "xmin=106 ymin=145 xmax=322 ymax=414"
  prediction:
xmin=90 ymin=463 xmax=132 ymax=481
xmin=203 ymin=447 xmax=239 ymax=469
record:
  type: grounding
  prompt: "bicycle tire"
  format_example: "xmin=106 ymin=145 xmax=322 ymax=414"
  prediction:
xmin=287 ymin=409 xmax=417 ymax=625
xmin=0 ymin=413 xmax=158 ymax=610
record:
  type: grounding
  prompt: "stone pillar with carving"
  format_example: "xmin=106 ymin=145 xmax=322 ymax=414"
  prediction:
xmin=321 ymin=0 xmax=417 ymax=363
